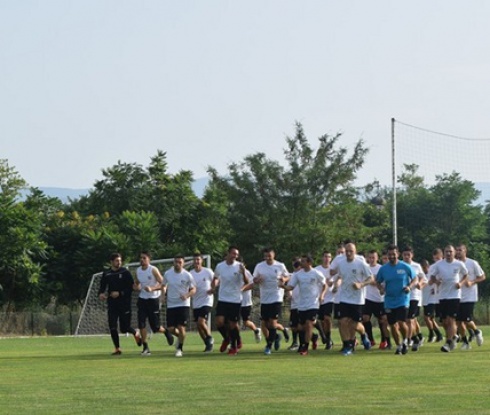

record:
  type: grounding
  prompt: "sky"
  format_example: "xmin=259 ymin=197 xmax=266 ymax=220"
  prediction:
xmin=2 ymin=1 xmax=490 ymax=189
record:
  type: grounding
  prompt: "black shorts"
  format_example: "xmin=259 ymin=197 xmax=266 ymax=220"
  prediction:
xmin=137 ymin=297 xmax=161 ymax=331
xmin=193 ymin=306 xmax=212 ymax=322
xmin=435 ymin=303 xmax=442 ymax=320
xmin=424 ymin=303 xmax=436 ymax=318
xmin=457 ymin=302 xmax=475 ymax=322
xmin=333 ymin=303 xmax=341 ymax=320
xmin=260 ymin=302 xmax=282 ymax=320
xmin=439 ymin=299 xmax=460 ymax=320
xmin=339 ymin=302 xmax=363 ymax=322
xmin=107 ymin=298 xmax=132 ymax=332
xmin=240 ymin=305 xmax=252 ymax=321
xmin=216 ymin=301 xmax=241 ymax=323
xmin=386 ymin=306 xmax=408 ymax=326
xmin=408 ymin=300 xmax=420 ymax=319
xmin=298 ymin=309 xmax=318 ymax=324
xmin=319 ymin=303 xmax=334 ymax=319
xmin=363 ymin=299 xmax=385 ymax=319
xmin=289 ymin=309 xmax=299 ymax=327
xmin=167 ymin=306 xmax=190 ymax=328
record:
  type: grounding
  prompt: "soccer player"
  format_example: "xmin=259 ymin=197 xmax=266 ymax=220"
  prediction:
xmin=421 ymin=259 xmax=443 ymax=343
xmin=401 ymin=246 xmax=426 ymax=351
xmin=190 ymin=253 xmax=215 ymax=352
xmin=253 ymin=248 xmax=290 ymax=355
xmin=134 ymin=251 xmax=174 ymax=356
xmin=363 ymin=250 xmax=391 ymax=349
xmin=429 ymin=245 xmax=468 ymax=353
xmin=212 ymin=246 xmax=249 ymax=356
xmin=281 ymin=254 xmax=326 ymax=356
xmin=287 ymin=257 xmax=302 ymax=351
xmin=376 ymin=244 xmax=416 ymax=355
xmin=98 ymin=252 xmax=141 ymax=355
xmin=162 ymin=255 xmax=196 ymax=357
xmin=239 ymin=257 xmax=261 ymax=345
xmin=455 ymin=244 xmax=486 ymax=349
xmin=315 ymin=251 xmax=335 ymax=350
xmin=334 ymin=242 xmax=374 ymax=355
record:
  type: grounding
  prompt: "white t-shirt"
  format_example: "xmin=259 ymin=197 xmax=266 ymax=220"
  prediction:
xmin=136 ymin=265 xmax=162 ymax=300
xmin=407 ymin=261 xmax=426 ymax=304
xmin=214 ymin=260 xmax=245 ymax=304
xmin=337 ymin=257 xmax=373 ymax=305
xmin=288 ymin=268 xmax=326 ymax=311
xmin=241 ymin=270 xmax=253 ymax=307
xmin=422 ymin=271 xmax=437 ymax=306
xmin=163 ymin=268 xmax=196 ymax=308
xmin=426 ymin=261 xmax=441 ymax=304
xmin=315 ymin=265 xmax=336 ymax=304
xmin=365 ymin=263 xmax=383 ymax=303
xmin=190 ymin=267 xmax=214 ymax=309
xmin=289 ymin=271 xmax=301 ymax=310
xmin=253 ymin=260 xmax=288 ymax=304
xmin=430 ymin=259 xmax=468 ymax=300
xmin=461 ymin=258 xmax=484 ymax=303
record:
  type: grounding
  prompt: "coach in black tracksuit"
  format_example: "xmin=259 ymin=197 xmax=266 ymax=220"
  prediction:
xmin=98 ymin=252 xmax=141 ymax=355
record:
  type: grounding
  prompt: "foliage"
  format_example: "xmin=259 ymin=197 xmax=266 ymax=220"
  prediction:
xmin=206 ymin=122 xmax=374 ymax=263
xmin=0 ymin=160 xmax=47 ymax=309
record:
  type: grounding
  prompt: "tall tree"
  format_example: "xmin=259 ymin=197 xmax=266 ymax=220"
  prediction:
xmin=0 ymin=160 xmax=47 ymax=309
xmin=206 ymin=122 xmax=370 ymax=263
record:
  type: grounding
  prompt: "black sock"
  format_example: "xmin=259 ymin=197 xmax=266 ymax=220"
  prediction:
xmin=218 ymin=326 xmax=227 ymax=339
xmin=110 ymin=329 xmax=120 ymax=348
xmin=363 ymin=321 xmax=373 ymax=341
xmin=267 ymin=328 xmax=277 ymax=348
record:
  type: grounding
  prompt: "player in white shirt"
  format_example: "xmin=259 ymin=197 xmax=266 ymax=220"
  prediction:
xmin=134 ymin=251 xmax=175 ymax=356
xmin=333 ymin=243 xmax=374 ymax=355
xmin=362 ymin=250 xmax=391 ymax=350
xmin=281 ymin=254 xmax=326 ymax=356
xmin=190 ymin=253 xmax=215 ymax=352
xmin=421 ymin=255 xmax=443 ymax=343
xmin=212 ymin=246 xmax=249 ymax=356
xmin=429 ymin=245 xmax=468 ymax=353
xmin=456 ymin=244 xmax=486 ymax=348
xmin=401 ymin=246 xmax=426 ymax=351
xmin=239 ymin=257 xmax=261 ymax=345
xmin=315 ymin=251 xmax=335 ymax=350
xmin=162 ymin=255 xmax=196 ymax=357
xmin=286 ymin=258 xmax=302 ymax=351
xmin=253 ymin=248 xmax=290 ymax=355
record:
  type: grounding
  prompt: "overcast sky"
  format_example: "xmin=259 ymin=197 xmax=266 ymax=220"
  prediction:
xmin=2 ymin=1 xmax=490 ymax=189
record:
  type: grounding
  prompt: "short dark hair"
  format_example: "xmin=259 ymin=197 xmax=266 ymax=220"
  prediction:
xmin=109 ymin=252 xmax=121 ymax=261
xmin=402 ymin=245 xmax=413 ymax=253
xmin=140 ymin=250 xmax=152 ymax=259
xmin=262 ymin=247 xmax=275 ymax=254
xmin=386 ymin=244 xmax=398 ymax=252
xmin=302 ymin=254 xmax=314 ymax=264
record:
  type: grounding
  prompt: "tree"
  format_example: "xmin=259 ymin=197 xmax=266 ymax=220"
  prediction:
xmin=206 ymin=122 xmax=372 ymax=263
xmin=0 ymin=160 xmax=47 ymax=309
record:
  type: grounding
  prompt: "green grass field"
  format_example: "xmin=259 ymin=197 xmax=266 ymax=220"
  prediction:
xmin=1 ymin=328 xmax=490 ymax=415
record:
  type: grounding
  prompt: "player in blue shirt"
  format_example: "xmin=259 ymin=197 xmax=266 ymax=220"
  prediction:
xmin=376 ymin=244 xmax=416 ymax=355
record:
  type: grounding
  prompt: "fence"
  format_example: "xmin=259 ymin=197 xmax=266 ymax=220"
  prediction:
xmin=1 ymin=300 xmax=490 ymax=337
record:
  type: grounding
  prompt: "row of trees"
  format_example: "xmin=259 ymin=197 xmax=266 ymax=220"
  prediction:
xmin=2 ymin=122 xmax=490 ymax=310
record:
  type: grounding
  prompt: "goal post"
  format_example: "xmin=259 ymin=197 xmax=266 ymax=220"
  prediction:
xmin=75 ymin=255 xmax=211 ymax=336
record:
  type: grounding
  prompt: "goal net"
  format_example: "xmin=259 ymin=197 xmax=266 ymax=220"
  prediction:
xmin=394 ymin=119 xmax=490 ymax=193
xmin=75 ymin=255 xmax=211 ymax=336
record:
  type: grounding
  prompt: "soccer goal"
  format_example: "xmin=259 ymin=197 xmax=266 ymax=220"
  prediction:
xmin=75 ymin=255 xmax=211 ymax=336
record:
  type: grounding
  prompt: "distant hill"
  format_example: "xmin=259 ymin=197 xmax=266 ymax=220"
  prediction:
xmin=25 ymin=180 xmax=490 ymax=206
xmin=31 ymin=177 xmax=211 ymax=203
xmin=475 ymin=183 xmax=490 ymax=206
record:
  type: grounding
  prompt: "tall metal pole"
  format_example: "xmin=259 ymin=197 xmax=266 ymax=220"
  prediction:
xmin=391 ymin=117 xmax=397 ymax=245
